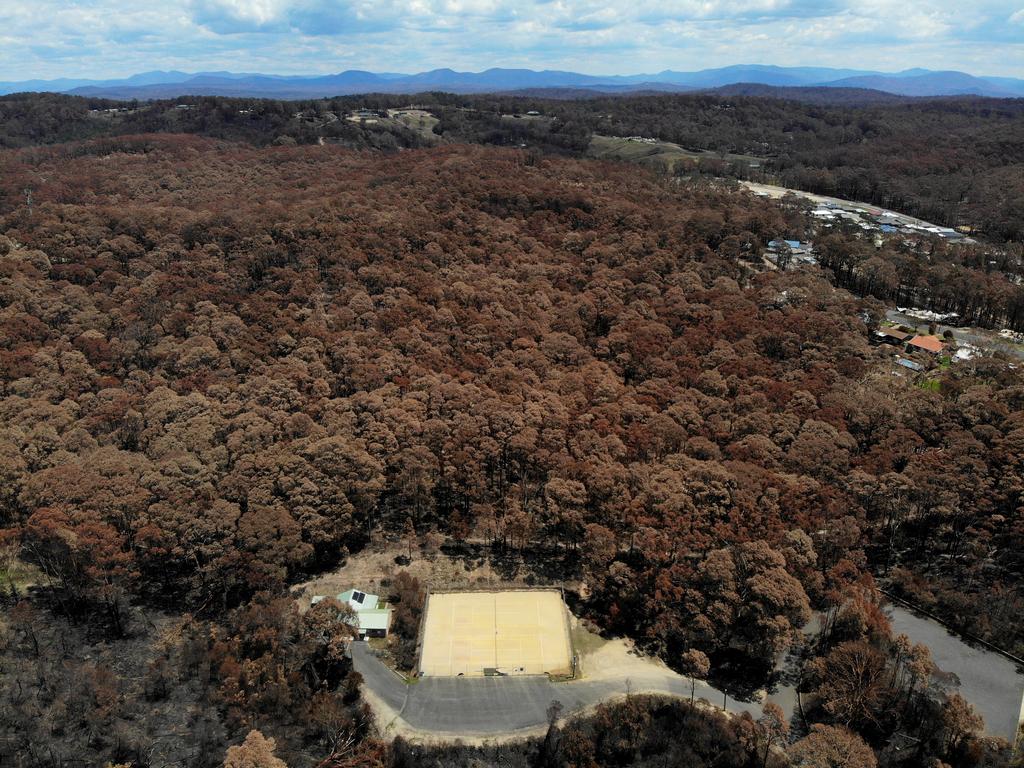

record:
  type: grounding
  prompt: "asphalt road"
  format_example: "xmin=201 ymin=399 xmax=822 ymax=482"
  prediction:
xmin=887 ymin=606 xmax=1024 ymax=742
xmin=351 ymin=643 xmax=768 ymax=736
xmin=355 ymin=607 xmax=1024 ymax=742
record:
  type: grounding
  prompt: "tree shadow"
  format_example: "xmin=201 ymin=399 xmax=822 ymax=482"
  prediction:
xmin=707 ymin=648 xmax=776 ymax=702
xmin=433 ymin=541 xmax=582 ymax=586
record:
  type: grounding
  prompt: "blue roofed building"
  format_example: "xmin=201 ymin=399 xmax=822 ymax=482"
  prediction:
xmin=896 ymin=357 xmax=925 ymax=373
xmin=768 ymin=239 xmax=803 ymax=250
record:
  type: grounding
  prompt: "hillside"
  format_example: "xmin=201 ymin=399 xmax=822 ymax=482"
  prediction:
xmin=3 ymin=90 xmax=1023 ymax=245
xmin=827 ymin=71 xmax=1023 ymax=97
xmin=0 ymin=137 xmax=1020 ymax=767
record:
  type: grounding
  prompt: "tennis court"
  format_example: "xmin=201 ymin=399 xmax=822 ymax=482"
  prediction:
xmin=418 ymin=590 xmax=572 ymax=677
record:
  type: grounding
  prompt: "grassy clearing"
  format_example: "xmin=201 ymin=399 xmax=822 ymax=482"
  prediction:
xmin=587 ymin=135 xmax=763 ymax=173
xmin=500 ymin=113 xmax=550 ymax=123
xmin=588 ymin=135 xmax=701 ymax=171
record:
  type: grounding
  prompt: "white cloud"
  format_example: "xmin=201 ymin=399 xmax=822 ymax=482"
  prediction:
xmin=189 ymin=0 xmax=292 ymax=31
xmin=0 ymin=0 xmax=1021 ymax=80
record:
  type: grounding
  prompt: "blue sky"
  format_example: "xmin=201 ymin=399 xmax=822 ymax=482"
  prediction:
xmin=2 ymin=1 xmax=1023 ymax=80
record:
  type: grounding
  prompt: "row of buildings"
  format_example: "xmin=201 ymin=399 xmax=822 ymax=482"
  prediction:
xmin=810 ymin=202 xmax=971 ymax=243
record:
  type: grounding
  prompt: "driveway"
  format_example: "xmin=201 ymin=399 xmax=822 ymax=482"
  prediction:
xmin=351 ymin=642 xmax=772 ymax=738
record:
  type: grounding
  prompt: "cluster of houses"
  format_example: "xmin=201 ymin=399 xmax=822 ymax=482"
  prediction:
xmin=766 ymin=239 xmax=816 ymax=269
xmin=764 ymin=193 xmax=976 ymax=276
xmin=808 ymin=202 xmax=971 ymax=243
xmin=89 ymin=106 xmax=134 ymax=115
xmin=871 ymin=328 xmax=949 ymax=373
xmin=755 ymin=188 xmax=975 ymax=263
xmin=311 ymin=587 xmax=393 ymax=639
xmin=346 ymin=108 xmax=382 ymax=123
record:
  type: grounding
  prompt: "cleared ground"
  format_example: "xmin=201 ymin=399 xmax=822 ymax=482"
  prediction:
xmin=588 ymin=134 xmax=763 ymax=172
xmin=387 ymin=109 xmax=441 ymax=141
xmin=419 ymin=590 xmax=572 ymax=677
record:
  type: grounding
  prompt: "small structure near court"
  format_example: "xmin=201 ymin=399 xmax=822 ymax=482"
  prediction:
xmin=312 ymin=587 xmax=392 ymax=639
xmin=418 ymin=589 xmax=572 ymax=677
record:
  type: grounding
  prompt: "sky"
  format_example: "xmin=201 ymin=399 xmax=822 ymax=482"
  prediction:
xmin=1 ymin=0 xmax=1023 ymax=82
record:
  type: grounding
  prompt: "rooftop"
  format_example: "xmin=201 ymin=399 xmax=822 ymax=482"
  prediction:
xmin=908 ymin=335 xmax=946 ymax=354
xmin=896 ymin=358 xmax=925 ymax=372
xmin=356 ymin=608 xmax=392 ymax=632
xmin=312 ymin=587 xmax=382 ymax=611
xmin=876 ymin=328 xmax=913 ymax=342
xmin=339 ymin=588 xmax=380 ymax=610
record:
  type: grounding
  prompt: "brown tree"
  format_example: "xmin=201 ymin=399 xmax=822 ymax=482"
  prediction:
xmin=788 ymin=724 xmax=877 ymax=768
xmin=223 ymin=730 xmax=287 ymax=768
xmin=680 ymin=649 xmax=711 ymax=704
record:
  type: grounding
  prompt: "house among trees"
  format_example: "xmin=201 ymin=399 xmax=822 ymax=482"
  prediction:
xmin=906 ymin=335 xmax=946 ymax=355
xmin=766 ymin=239 xmax=816 ymax=269
xmin=872 ymin=328 xmax=914 ymax=346
xmin=312 ymin=588 xmax=393 ymax=639
xmin=768 ymin=239 xmax=806 ymax=253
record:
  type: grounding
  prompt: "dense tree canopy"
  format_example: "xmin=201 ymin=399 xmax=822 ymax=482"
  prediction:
xmin=0 ymin=136 xmax=1020 ymax=767
xmin=4 ymin=90 xmax=1023 ymax=241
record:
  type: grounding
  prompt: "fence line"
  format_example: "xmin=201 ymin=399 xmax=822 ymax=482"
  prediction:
xmin=424 ymin=579 xmax=566 ymax=594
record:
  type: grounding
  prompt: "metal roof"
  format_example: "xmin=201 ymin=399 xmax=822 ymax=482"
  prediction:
xmin=356 ymin=608 xmax=392 ymax=632
xmin=896 ymin=358 xmax=925 ymax=372
xmin=338 ymin=588 xmax=380 ymax=610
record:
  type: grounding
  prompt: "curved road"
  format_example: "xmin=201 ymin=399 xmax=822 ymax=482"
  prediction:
xmin=351 ymin=643 xmax=773 ymax=737
xmin=887 ymin=606 xmax=1024 ymax=742
xmin=355 ymin=609 xmax=1024 ymax=741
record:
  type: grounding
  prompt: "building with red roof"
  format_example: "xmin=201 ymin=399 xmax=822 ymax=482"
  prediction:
xmin=907 ymin=335 xmax=945 ymax=354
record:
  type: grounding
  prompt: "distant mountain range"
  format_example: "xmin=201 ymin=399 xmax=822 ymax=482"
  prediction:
xmin=2 ymin=65 xmax=1023 ymax=100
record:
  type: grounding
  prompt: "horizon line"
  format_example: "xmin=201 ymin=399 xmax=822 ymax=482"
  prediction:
xmin=1 ymin=63 xmax=1016 ymax=85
